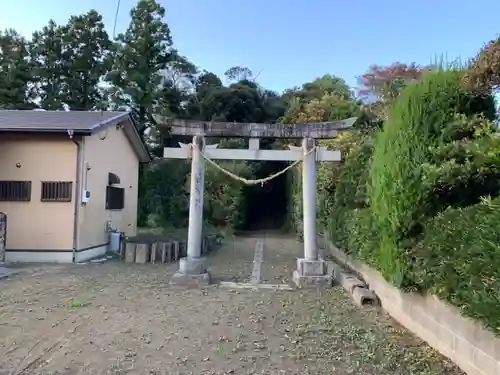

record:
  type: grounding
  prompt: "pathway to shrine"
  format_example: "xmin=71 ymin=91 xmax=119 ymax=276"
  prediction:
xmin=0 ymin=233 xmax=462 ymax=374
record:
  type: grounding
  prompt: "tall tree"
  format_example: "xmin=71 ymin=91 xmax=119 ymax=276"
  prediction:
xmin=106 ymin=0 xmax=180 ymax=138
xmin=29 ymin=20 xmax=68 ymax=110
xmin=358 ymin=62 xmax=428 ymax=103
xmin=184 ymin=71 xmax=224 ymax=120
xmin=464 ymin=37 xmax=500 ymax=94
xmin=284 ymin=74 xmax=352 ymax=103
xmin=63 ymin=10 xmax=112 ymax=110
xmin=357 ymin=62 xmax=429 ymax=119
xmin=0 ymin=29 xmax=34 ymax=109
xmin=155 ymin=54 xmax=197 ymax=117
xmin=224 ymin=66 xmax=253 ymax=82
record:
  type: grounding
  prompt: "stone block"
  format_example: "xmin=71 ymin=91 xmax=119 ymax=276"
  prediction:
xmin=343 ymin=275 xmax=366 ymax=293
xmin=178 ymin=257 xmax=207 ymax=275
xmin=125 ymin=243 xmax=136 ymax=263
xmin=351 ymin=286 xmax=379 ymax=306
xmin=172 ymin=241 xmax=180 ymax=261
xmin=296 ymin=258 xmax=327 ymax=276
xmin=179 ymin=240 xmax=187 ymax=257
xmin=0 ymin=265 xmax=10 ymax=280
xmin=135 ymin=243 xmax=150 ymax=264
xmin=207 ymin=235 xmax=217 ymax=251
xmin=161 ymin=241 xmax=172 ymax=263
xmin=150 ymin=242 xmax=159 ymax=264
xmin=292 ymin=270 xmax=332 ymax=288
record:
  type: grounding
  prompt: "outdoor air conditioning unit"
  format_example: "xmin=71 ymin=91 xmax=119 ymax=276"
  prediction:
xmin=81 ymin=190 xmax=91 ymax=204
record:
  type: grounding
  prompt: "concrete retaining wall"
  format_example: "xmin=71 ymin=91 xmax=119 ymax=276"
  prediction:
xmin=322 ymin=233 xmax=500 ymax=375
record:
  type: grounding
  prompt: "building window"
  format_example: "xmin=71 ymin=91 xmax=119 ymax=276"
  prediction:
xmin=41 ymin=181 xmax=73 ymax=202
xmin=0 ymin=181 xmax=31 ymax=201
xmin=106 ymin=186 xmax=124 ymax=210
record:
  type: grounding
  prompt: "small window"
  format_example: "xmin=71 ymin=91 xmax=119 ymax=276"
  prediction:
xmin=41 ymin=181 xmax=73 ymax=202
xmin=106 ymin=186 xmax=124 ymax=210
xmin=0 ymin=181 xmax=31 ymax=201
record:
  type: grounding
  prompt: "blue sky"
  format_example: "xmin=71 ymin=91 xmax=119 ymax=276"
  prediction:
xmin=2 ymin=0 xmax=500 ymax=93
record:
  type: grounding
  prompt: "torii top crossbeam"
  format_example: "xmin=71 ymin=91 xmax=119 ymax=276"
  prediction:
xmin=154 ymin=116 xmax=358 ymax=139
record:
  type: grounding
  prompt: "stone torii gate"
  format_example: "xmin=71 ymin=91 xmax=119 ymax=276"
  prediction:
xmin=158 ymin=117 xmax=356 ymax=287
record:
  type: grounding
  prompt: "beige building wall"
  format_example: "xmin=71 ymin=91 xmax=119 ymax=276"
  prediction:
xmin=0 ymin=134 xmax=76 ymax=252
xmin=77 ymin=122 xmax=139 ymax=253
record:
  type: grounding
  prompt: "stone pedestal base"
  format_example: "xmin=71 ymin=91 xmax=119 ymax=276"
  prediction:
xmin=170 ymin=257 xmax=211 ymax=287
xmin=292 ymin=258 xmax=332 ymax=288
xmin=170 ymin=271 xmax=211 ymax=287
xmin=0 ymin=264 xmax=10 ymax=280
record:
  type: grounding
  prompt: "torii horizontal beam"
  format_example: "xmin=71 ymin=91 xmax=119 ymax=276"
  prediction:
xmin=154 ymin=116 xmax=358 ymax=139
xmin=163 ymin=143 xmax=341 ymax=162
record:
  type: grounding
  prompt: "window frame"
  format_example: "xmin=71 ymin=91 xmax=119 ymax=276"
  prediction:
xmin=0 ymin=180 xmax=32 ymax=202
xmin=105 ymin=186 xmax=125 ymax=210
xmin=40 ymin=181 xmax=73 ymax=202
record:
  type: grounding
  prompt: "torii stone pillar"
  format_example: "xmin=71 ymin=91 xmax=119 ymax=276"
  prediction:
xmin=170 ymin=136 xmax=214 ymax=286
xmin=290 ymin=138 xmax=331 ymax=287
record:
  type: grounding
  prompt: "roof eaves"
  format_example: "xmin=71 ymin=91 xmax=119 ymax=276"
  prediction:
xmin=0 ymin=128 xmax=91 ymax=135
xmin=88 ymin=112 xmax=130 ymax=133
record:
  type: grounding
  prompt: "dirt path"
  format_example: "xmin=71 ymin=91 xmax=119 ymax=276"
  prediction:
xmin=0 ymin=234 xmax=463 ymax=375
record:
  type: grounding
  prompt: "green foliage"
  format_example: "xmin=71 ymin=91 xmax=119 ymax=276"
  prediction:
xmin=138 ymin=161 xmax=190 ymax=228
xmin=323 ymin=66 xmax=500 ymax=332
xmin=345 ymin=208 xmax=378 ymax=263
xmin=29 ymin=21 xmax=68 ymax=110
xmin=204 ymin=161 xmax=254 ymax=229
xmin=62 ymin=10 xmax=112 ymax=110
xmin=0 ymin=29 xmax=34 ymax=109
xmin=369 ymin=68 xmax=496 ymax=286
xmin=28 ymin=12 xmax=112 ymax=110
xmin=412 ymin=197 xmax=500 ymax=332
xmin=290 ymin=166 xmax=303 ymax=239
xmin=139 ymin=158 xmax=254 ymax=230
xmin=328 ymin=137 xmax=373 ymax=250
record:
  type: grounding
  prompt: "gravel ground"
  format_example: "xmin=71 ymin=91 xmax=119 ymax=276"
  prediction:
xmin=0 ymin=234 xmax=463 ymax=375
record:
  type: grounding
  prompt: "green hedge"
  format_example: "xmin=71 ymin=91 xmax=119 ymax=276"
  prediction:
xmin=411 ymin=198 xmax=500 ymax=332
xmin=368 ymin=68 xmax=496 ymax=287
xmin=328 ymin=137 xmax=373 ymax=250
xmin=321 ymin=67 xmax=500 ymax=333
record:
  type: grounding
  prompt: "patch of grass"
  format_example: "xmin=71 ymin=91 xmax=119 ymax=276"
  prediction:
xmin=68 ymin=299 xmax=89 ymax=309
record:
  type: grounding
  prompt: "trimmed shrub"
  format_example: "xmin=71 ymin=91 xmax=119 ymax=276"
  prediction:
xmin=317 ymin=131 xmax=371 ymax=230
xmin=368 ymin=68 xmax=496 ymax=287
xmin=346 ymin=208 xmax=378 ymax=262
xmin=411 ymin=197 xmax=500 ymax=332
xmin=327 ymin=137 xmax=373 ymax=250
